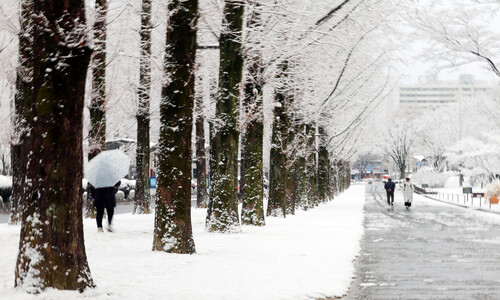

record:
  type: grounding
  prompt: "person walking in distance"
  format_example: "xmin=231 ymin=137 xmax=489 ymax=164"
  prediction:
xmin=90 ymin=181 xmax=120 ymax=232
xmin=384 ymin=178 xmax=396 ymax=206
xmin=403 ymin=177 xmax=415 ymax=209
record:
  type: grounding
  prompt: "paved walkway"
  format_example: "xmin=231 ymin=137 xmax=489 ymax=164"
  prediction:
xmin=343 ymin=182 xmax=500 ymax=300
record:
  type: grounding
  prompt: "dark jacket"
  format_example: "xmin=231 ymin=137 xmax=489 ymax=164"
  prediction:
xmin=90 ymin=181 xmax=120 ymax=208
xmin=384 ymin=181 xmax=396 ymax=193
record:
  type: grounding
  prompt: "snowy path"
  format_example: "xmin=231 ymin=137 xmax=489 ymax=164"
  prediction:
xmin=0 ymin=196 xmax=198 ymax=224
xmin=343 ymin=182 xmax=500 ymax=299
xmin=0 ymin=185 xmax=365 ymax=300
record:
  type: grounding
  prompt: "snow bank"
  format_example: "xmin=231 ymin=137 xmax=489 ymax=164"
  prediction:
xmin=0 ymin=175 xmax=12 ymax=189
xmin=411 ymin=171 xmax=450 ymax=188
xmin=0 ymin=185 xmax=365 ymax=300
xmin=119 ymin=179 xmax=136 ymax=189
xmin=485 ymin=179 xmax=500 ymax=198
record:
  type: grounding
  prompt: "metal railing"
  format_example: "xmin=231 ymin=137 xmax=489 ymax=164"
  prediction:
xmin=433 ymin=191 xmax=497 ymax=210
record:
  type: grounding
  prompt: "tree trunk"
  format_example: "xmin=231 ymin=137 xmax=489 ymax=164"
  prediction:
xmin=15 ymin=0 xmax=93 ymax=292
xmin=86 ymin=0 xmax=108 ymax=218
xmin=241 ymin=117 xmax=265 ymax=225
xmin=295 ymin=140 xmax=308 ymax=210
xmin=268 ymin=137 xmax=286 ymax=217
xmin=335 ymin=161 xmax=342 ymax=193
xmin=344 ymin=161 xmax=351 ymax=190
xmin=9 ymin=142 xmax=22 ymax=224
xmin=268 ymin=78 xmax=289 ymax=217
xmin=306 ymin=124 xmax=319 ymax=207
xmin=327 ymin=164 xmax=334 ymax=199
xmin=10 ymin=0 xmax=34 ymax=225
xmin=10 ymin=121 xmax=24 ymax=225
xmin=206 ymin=0 xmax=244 ymax=232
xmin=152 ymin=0 xmax=197 ymax=254
xmin=0 ymin=153 xmax=7 ymax=175
xmin=317 ymin=127 xmax=329 ymax=202
xmin=240 ymin=12 xmax=265 ymax=225
xmin=195 ymin=93 xmax=208 ymax=208
xmin=400 ymin=164 xmax=406 ymax=181
xmin=285 ymin=126 xmax=296 ymax=215
xmin=134 ymin=0 xmax=152 ymax=215
xmin=240 ymin=102 xmax=265 ymax=225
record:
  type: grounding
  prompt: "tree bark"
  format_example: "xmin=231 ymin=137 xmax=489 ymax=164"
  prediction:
xmin=292 ymin=124 xmax=308 ymax=211
xmin=317 ymin=126 xmax=329 ymax=202
xmin=285 ymin=125 xmax=296 ymax=215
xmin=15 ymin=0 xmax=94 ymax=292
xmin=206 ymin=0 xmax=244 ymax=232
xmin=268 ymin=72 xmax=289 ymax=217
xmin=344 ymin=161 xmax=351 ymax=190
xmin=241 ymin=96 xmax=265 ymax=225
xmin=295 ymin=138 xmax=308 ymax=210
xmin=240 ymin=8 xmax=265 ymax=225
xmin=241 ymin=116 xmax=265 ymax=225
xmin=195 ymin=93 xmax=208 ymax=208
xmin=400 ymin=164 xmax=406 ymax=181
xmin=153 ymin=0 xmax=197 ymax=254
xmin=10 ymin=0 xmax=34 ymax=225
xmin=86 ymin=0 xmax=108 ymax=218
xmin=306 ymin=124 xmax=319 ymax=207
xmin=134 ymin=0 xmax=152 ymax=215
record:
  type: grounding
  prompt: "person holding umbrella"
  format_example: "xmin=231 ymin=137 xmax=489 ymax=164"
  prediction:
xmin=90 ymin=181 xmax=120 ymax=232
xmin=85 ymin=149 xmax=130 ymax=232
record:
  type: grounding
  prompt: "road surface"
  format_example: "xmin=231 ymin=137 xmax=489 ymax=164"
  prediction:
xmin=343 ymin=182 xmax=500 ymax=299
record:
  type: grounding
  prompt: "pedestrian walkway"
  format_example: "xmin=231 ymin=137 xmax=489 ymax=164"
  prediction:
xmin=343 ymin=182 xmax=500 ymax=299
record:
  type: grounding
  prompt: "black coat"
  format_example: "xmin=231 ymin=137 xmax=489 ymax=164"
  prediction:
xmin=384 ymin=181 xmax=395 ymax=193
xmin=90 ymin=182 xmax=120 ymax=208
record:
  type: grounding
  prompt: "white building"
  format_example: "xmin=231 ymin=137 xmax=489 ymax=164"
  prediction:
xmin=398 ymin=74 xmax=491 ymax=110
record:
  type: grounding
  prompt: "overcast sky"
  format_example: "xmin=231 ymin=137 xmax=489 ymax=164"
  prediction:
xmin=400 ymin=47 xmax=498 ymax=84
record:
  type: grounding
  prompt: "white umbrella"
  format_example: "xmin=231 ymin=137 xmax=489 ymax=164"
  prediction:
xmin=85 ymin=150 xmax=130 ymax=188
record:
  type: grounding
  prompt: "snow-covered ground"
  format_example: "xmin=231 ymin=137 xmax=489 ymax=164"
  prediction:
xmin=427 ymin=176 xmax=500 ymax=212
xmin=0 ymin=184 xmax=365 ymax=300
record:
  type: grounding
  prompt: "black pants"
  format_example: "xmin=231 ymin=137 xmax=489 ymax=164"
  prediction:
xmin=386 ymin=191 xmax=394 ymax=204
xmin=96 ymin=202 xmax=114 ymax=228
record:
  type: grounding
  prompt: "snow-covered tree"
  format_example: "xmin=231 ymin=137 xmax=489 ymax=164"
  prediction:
xmin=412 ymin=0 xmax=500 ymax=78
xmin=268 ymin=61 xmax=293 ymax=217
xmin=6 ymin=0 xmax=25 ymax=224
xmin=413 ymin=85 xmax=500 ymax=175
xmin=15 ymin=0 xmax=94 ymax=291
xmin=239 ymin=0 xmax=266 ymax=226
xmin=352 ymin=150 xmax=378 ymax=179
xmin=447 ymin=132 xmax=500 ymax=184
xmin=206 ymin=0 xmax=245 ymax=233
xmin=412 ymin=107 xmax=458 ymax=172
xmin=276 ymin=0 xmax=399 ymax=204
xmin=0 ymin=142 xmax=10 ymax=175
xmin=194 ymin=0 xmax=220 ymax=208
xmin=88 ymin=0 xmax=108 ymax=159
xmin=0 ymin=2 xmax=16 ymax=180
xmin=153 ymin=0 xmax=197 ymax=254
xmin=383 ymin=118 xmax=420 ymax=179
xmin=133 ymin=0 xmax=152 ymax=215
xmin=85 ymin=0 xmax=108 ymax=219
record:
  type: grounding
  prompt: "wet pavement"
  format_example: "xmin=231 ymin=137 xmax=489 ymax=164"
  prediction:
xmin=343 ymin=182 xmax=500 ymax=300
